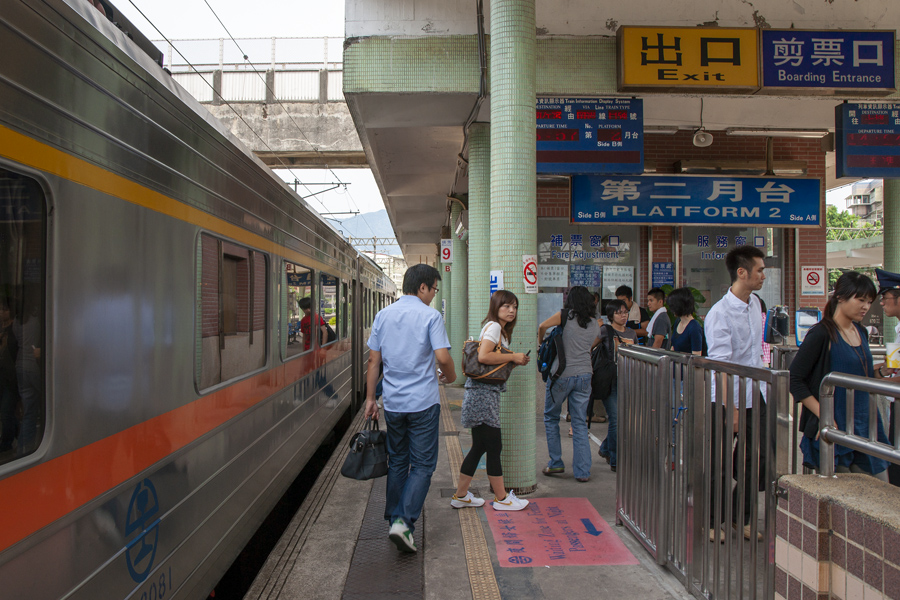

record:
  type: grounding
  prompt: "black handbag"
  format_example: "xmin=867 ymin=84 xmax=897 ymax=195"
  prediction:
xmin=462 ymin=338 xmax=515 ymax=385
xmin=340 ymin=417 xmax=388 ymax=480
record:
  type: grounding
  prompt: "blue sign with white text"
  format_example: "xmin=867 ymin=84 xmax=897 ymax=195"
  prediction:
xmin=652 ymin=263 xmax=675 ymax=288
xmin=537 ymin=98 xmax=643 ymax=174
xmin=762 ymin=30 xmax=894 ymax=91
xmin=572 ymin=175 xmax=820 ymax=227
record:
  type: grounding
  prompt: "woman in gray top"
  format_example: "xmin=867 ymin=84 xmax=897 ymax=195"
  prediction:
xmin=537 ymin=286 xmax=600 ymax=482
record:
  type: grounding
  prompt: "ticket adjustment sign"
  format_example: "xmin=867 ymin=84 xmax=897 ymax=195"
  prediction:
xmin=761 ymin=30 xmax=895 ymax=94
xmin=572 ymin=175 xmax=820 ymax=227
xmin=618 ymin=26 xmax=758 ymax=92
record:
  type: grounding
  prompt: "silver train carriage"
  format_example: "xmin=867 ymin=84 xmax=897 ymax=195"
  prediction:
xmin=0 ymin=1 xmax=396 ymax=598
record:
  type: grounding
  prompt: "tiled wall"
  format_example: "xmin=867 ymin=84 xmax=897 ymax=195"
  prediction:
xmin=776 ymin=476 xmax=900 ymax=600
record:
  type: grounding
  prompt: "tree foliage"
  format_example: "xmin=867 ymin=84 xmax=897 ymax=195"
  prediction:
xmin=826 ymin=204 xmax=859 ymax=229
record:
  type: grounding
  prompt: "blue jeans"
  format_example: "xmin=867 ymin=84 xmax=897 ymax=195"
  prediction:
xmin=544 ymin=373 xmax=592 ymax=479
xmin=599 ymin=380 xmax=618 ymax=468
xmin=383 ymin=403 xmax=440 ymax=534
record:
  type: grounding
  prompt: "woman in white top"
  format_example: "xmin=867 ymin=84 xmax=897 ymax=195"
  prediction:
xmin=451 ymin=290 xmax=531 ymax=511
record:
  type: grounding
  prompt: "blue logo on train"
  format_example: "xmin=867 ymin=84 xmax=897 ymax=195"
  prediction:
xmin=125 ymin=478 xmax=161 ymax=583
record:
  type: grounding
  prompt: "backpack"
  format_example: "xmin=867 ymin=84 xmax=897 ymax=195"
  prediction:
xmin=590 ymin=324 xmax=620 ymax=401
xmin=537 ymin=310 xmax=569 ymax=382
xmin=325 ymin=321 xmax=337 ymax=343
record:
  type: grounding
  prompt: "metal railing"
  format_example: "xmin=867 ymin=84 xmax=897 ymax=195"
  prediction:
xmin=617 ymin=346 xmax=792 ymax=600
xmin=826 ymin=226 xmax=882 ymax=241
xmin=153 ymin=37 xmax=345 ymax=104
xmin=818 ymin=372 xmax=900 ymax=477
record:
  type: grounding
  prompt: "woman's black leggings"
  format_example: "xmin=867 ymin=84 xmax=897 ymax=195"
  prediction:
xmin=460 ymin=424 xmax=503 ymax=477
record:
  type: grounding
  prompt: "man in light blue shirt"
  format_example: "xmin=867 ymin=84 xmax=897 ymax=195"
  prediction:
xmin=704 ymin=245 xmax=767 ymax=542
xmin=365 ymin=264 xmax=456 ymax=553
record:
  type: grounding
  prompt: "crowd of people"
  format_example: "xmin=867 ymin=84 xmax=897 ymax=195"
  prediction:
xmin=365 ymin=252 xmax=900 ymax=554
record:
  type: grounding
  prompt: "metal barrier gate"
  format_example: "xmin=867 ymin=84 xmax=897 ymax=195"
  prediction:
xmin=617 ymin=346 xmax=791 ymax=600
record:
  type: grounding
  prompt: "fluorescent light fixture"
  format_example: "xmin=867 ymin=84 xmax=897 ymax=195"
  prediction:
xmin=644 ymin=125 xmax=679 ymax=134
xmin=725 ymin=128 xmax=829 ymax=138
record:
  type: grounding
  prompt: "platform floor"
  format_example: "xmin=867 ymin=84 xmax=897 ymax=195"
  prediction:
xmin=244 ymin=379 xmax=693 ymax=600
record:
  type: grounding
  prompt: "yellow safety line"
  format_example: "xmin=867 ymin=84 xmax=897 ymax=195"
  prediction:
xmin=440 ymin=387 xmax=502 ymax=600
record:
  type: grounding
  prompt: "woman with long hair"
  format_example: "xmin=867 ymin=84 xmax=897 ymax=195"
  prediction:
xmin=789 ymin=272 xmax=889 ymax=476
xmin=667 ymin=287 xmax=703 ymax=355
xmin=538 ymin=286 xmax=601 ymax=482
xmin=451 ymin=290 xmax=531 ymax=511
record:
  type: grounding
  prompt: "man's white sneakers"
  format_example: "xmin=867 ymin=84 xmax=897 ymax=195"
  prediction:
xmin=389 ymin=519 xmax=417 ymax=552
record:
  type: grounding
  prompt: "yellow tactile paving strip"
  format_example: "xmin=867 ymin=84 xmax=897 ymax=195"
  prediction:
xmin=440 ymin=387 xmax=502 ymax=600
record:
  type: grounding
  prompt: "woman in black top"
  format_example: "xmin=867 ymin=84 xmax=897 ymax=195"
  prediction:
xmin=789 ymin=272 xmax=889 ymax=475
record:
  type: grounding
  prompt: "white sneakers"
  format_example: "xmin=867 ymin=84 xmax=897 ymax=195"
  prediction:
xmin=491 ymin=491 xmax=529 ymax=511
xmin=389 ymin=519 xmax=417 ymax=553
xmin=449 ymin=490 xmax=530 ymax=511
xmin=450 ymin=491 xmax=486 ymax=508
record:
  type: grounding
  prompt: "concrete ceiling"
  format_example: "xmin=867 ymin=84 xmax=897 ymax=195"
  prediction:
xmin=347 ymin=90 xmax=858 ymax=261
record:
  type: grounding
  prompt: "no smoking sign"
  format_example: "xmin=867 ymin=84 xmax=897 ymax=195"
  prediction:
xmin=801 ymin=266 xmax=825 ymax=296
xmin=523 ymin=255 xmax=538 ymax=294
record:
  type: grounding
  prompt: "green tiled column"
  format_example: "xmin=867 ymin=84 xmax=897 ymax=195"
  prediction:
xmin=449 ymin=201 xmax=468 ymax=382
xmin=884 ymin=180 xmax=900 ymax=342
xmin=491 ymin=0 xmax=537 ymax=493
xmin=468 ymin=123 xmax=491 ymax=337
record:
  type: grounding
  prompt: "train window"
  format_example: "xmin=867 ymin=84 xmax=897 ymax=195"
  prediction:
xmin=319 ymin=273 xmax=338 ymax=346
xmin=0 ymin=168 xmax=45 ymax=464
xmin=284 ymin=261 xmax=313 ymax=357
xmin=340 ymin=281 xmax=349 ymax=338
xmin=198 ymin=235 xmax=267 ymax=390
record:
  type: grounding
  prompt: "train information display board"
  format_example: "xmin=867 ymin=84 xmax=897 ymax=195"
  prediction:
xmin=536 ymin=98 xmax=643 ymax=174
xmin=836 ymin=103 xmax=900 ymax=178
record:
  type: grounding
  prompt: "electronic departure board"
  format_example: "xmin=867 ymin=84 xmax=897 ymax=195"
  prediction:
xmin=836 ymin=103 xmax=900 ymax=178
xmin=536 ymin=98 xmax=644 ymax=175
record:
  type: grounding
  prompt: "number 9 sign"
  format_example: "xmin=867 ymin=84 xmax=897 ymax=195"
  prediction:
xmin=440 ymin=239 xmax=453 ymax=264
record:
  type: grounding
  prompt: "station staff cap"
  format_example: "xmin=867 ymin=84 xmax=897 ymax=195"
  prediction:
xmin=875 ymin=268 xmax=900 ymax=295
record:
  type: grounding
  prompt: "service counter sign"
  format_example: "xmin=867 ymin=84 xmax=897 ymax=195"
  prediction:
xmin=761 ymin=30 xmax=894 ymax=94
xmin=537 ymin=98 xmax=643 ymax=174
xmin=572 ymin=175 xmax=820 ymax=227
xmin=836 ymin=103 xmax=900 ymax=178
xmin=618 ymin=27 xmax=759 ymax=93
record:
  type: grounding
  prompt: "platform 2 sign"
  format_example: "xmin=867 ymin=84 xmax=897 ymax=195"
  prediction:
xmin=572 ymin=174 xmax=821 ymax=227
xmin=836 ymin=103 xmax=900 ymax=178
xmin=537 ymin=98 xmax=643 ymax=175
xmin=484 ymin=497 xmax=638 ymax=567
xmin=761 ymin=30 xmax=895 ymax=94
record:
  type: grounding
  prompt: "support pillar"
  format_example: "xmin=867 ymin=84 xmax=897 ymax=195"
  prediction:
xmin=449 ymin=201 xmax=468 ymax=380
xmin=490 ymin=0 xmax=537 ymax=493
xmin=468 ymin=123 xmax=491 ymax=337
xmin=884 ymin=179 xmax=900 ymax=342
xmin=434 ymin=251 xmax=445 ymax=314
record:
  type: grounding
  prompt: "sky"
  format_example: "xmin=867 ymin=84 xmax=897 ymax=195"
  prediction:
xmin=114 ymin=0 xmax=388 ymax=225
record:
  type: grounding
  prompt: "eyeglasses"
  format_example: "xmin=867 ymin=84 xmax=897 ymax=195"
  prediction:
xmin=431 ymin=286 xmax=439 ymax=293
xmin=614 ymin=310 xmax=629 ymax=315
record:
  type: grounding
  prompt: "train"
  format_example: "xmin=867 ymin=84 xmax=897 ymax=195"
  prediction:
xmin=0 ymin=0 xmax=396 ymax=598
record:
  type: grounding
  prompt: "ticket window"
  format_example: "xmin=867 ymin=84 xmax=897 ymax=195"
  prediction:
xmin=536 ymin=219 xmax=641 ymax=325
xmin=682 ymin=227 xmax=784 ymax=319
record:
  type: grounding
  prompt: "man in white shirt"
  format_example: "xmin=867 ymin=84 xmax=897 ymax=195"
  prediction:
xmin=704 ymin=245 xmax=767 ymax=542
